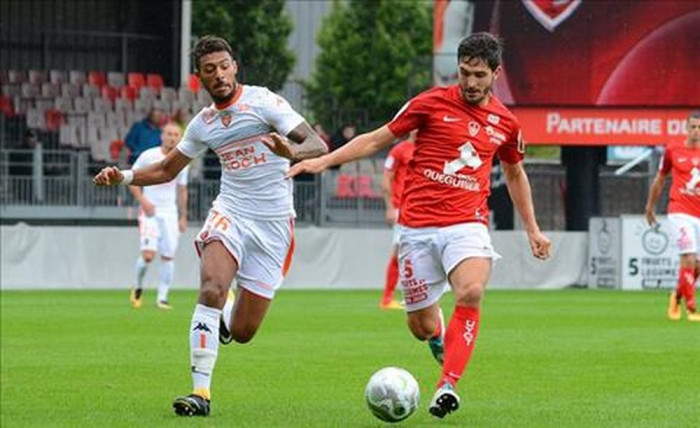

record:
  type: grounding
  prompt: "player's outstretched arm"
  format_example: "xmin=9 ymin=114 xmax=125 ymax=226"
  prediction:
xmin=288 ymin=125 xmax=396 ymax=177
xmin=261 ymin=122 xmax=328 ymax=162
xmin=644 ymin=171 xmax=667 ymax=226
xmin=93 ymin=148 xmax=191 ymax=187
xmin=502 ymin=161 xmax=551 ymax=260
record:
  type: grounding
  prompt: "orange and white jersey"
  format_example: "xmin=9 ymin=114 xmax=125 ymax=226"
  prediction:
xmin=132 ymin=146 xmax=189 ymax=215
xmin=176 ymin=85 xmax=305 ymax=220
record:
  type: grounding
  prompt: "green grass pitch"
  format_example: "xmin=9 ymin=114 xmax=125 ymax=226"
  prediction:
xmin=2 ymin=289 xmax=699 ymax=427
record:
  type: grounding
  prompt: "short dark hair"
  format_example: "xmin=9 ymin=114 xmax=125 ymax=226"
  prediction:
xmin=689 ymin=111 xmax=700 ymax=120
xmin=457 ymin=32 xmax=503 ymax=70
xmin=192 ymin=35 xmax=235 ymax=71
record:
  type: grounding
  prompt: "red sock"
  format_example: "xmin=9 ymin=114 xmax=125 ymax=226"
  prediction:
xmin=439 ymin=305 xmax=480 ymax=388
xmin=678 ymin=266 xmax=695 ymax=311
xmin=381 ymin=254 xmax=399 ymax=304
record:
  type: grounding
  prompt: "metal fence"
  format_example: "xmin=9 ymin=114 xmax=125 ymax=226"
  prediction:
xmin=0 ymin=147 xmax=666 ymax=229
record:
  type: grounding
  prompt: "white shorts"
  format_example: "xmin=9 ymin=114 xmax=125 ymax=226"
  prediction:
xmin=668 ymin=213 xmax=700 ymax=254
xmin=397 ymin=222 xmax=500 ymax=312
xmin=138 ymin=212 xmax=180 ymax=258
xmin=195 ymin=207 xmax=295 ymax=299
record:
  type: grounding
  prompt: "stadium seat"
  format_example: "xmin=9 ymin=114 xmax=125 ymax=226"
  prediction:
xmin=49 ymin=70 xmax=66 ymax=84
xmin=146 ymin=73 xmax=164 ymax=93
xmin=196 ymin=89 xmax=211 ymax=103
xmin=59 ymin=123 xmax=79 ymax=148
xmin=87 ymin=111 xmax=107 ymax=128
xmin=109 ymin=138 xmax=125 ymax=161
xmin=114 ymin=97 xmax=133 ymax=113
xmin=2 ymin=84 xmax=20 ymax=97
xmin=139 ymin=86 xmax=155 ymax=100
xmin=153 ymin=99 xmax=171 ymax=113
xmin=355 ymin=175 xmax=378 ymax=198
xmin=28 ymin=70 xmax=47 ymax=84
xmin=188 ymin=73 xmax=201 ymax=93
xmin=107 ymin=71 xmax=125 ymax=88
xmin=94 ymin=97 xmax=112 ymax=114
xmin=127 ymin=72 xmax=146 ymax=90
xmin=12 ymin=96 xmax=30 ymax=115
xmin=73 ymin=96 xmax=91 ymax=114
xmin=54 ymin=96 xmax=73 ymax=113
xmin=0 ymin=95 xmax=15 ymax=116
xmin=101 ymin=85 xmax=119 ymax=102
xmin=82 ymin=83 xmax=100 ymax=98
xmin=26 ymin=108 xmax=47 ymax=130
xmin=178 ymin=86 xmax=194 ymax=105
xmin=0 ymin=70 xmax=8 ymax=85
xmin=68 ymin=70 xmax=86 ymax=85
xmin=134 ymin=98 xmax=152 ymax=115
xmin=41 ymin=83 xmax=60 ymax=98
xmin=45 ymin=109 xmax=64 ymax=132
xmin=358 ymin=159 xmax=376 ymax=174
xmin=87 ymin=71 xmax=106 ymax=87
xmin=335 ymin=174 xmax=356 ymax=198
xmin=8 ymin=70 xmax=26 ymax=84
xmin=160 ymin=87 xmax=177 ymax=103
xmin=60 ymin=83 xmax=80 ymax=98
xmin=21 ymin=83 xmax=40 ymax=98
xmin=120 ymin=85 xmax=137 ymax=101
xmin=106 ymin=110 xmax=125 ymax=128
xmin=35 ymin=99 xmax=54 ymax=113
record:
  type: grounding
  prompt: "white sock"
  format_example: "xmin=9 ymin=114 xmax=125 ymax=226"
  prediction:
xmin=190 ymin=304 xmax=221 ymax=393
xmin=222 ymin=291 xmax=234 ymax=331
xmin=134 ymin=256 xmax=148 ymax=289
xmin=157 ymin=260 xmax=174 ymax=302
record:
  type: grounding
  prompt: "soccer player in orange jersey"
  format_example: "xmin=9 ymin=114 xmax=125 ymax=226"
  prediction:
xmin=645 ymin=111 xmax=700 ymax=322
xmin=380 ymin=131 xmax=416 ymax=310
xmin=290 ymin=33 xmax=550 ymax=419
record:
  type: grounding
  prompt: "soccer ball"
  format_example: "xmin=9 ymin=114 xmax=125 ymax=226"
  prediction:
xmin=364 ymin=367 xmax=420 ymax=423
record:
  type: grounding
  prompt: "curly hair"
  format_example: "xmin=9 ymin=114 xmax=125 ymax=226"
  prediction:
xmin=192 ymin=35 xmax=235 ymax=71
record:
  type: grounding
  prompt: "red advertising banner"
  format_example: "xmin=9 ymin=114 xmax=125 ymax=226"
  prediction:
xmin=511 ymin=107 xmax=691 ymax=146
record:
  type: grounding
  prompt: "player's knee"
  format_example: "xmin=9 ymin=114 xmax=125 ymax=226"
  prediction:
xmin=142 ymin=252 xmax=155 ymax=263
xmin=231 ymin=325 xmax=257 ymax=344
xmin=198 ymin=277 xmax=228 ymax=306
xmin=406 ymin=316 xmax=434 ymax=340
xmin=453 ymin=283 xmax=484 ymax=306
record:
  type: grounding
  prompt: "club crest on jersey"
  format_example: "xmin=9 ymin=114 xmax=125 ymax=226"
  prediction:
xmin=221 ymin=112 xmax=233 ymax=127
xmin=468 ymin=121 xmax=480 ymax=137
xmin=522 ymin=0 xmax=581 ymax=32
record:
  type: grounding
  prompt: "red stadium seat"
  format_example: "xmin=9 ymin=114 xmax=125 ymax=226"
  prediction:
xmin=45 ymin=109 xmax=64 ymax=132
xmin=101 ymin=85 xmax=119 ymax=102
xmin=146 ymin=73 xmax=164 ymax=92
xmin=188 ymin=73 xmax=201 ymax=93
xmin=88 ymin=71 xmax=107 ymax=87
xmin=0 ymin=95 xmax=15 ymax=116
xmin=120 ymin=86 xmax=137 ymax=101
xmin=127 ymin=73 xmax=146 ymax=90
xmin=335 ymin=174 xmax=356 ymax=198
xmin=355 ymin=175 xmax=378 ymax=198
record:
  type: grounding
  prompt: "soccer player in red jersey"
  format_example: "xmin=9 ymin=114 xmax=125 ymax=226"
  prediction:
xmin=290 ymin=32 xmax=551 ymax=419
xmin=380 ymin=131 xmax=416 ymax=310
xmin=645 ymin=111 xmax=700 ymax=322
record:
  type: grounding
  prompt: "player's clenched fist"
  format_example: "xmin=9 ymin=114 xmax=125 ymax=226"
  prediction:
xmin=528 ymin=230 xmax=552 ymax=260
xmin=93 ymin=166 xmax=123 ymax=186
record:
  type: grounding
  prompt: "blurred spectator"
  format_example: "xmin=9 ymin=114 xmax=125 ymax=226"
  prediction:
xmin=330 ymin=122 xmax=357 ymax=151
xmin=125 ymin=108 xmax=163 ymax=165
xmin=172 ymin=108 xmax=203 ymax=181
xmin=312 ymin=123 xmax=331 ymax=150
xmin=9 ymin=129 xmax=39 ymax=176
xmin=329 ymin=123 xmax=357 ymax=170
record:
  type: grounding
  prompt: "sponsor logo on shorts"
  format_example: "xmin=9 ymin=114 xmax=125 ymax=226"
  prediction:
xmin=401 ymin=278 xmax=428 ymax=304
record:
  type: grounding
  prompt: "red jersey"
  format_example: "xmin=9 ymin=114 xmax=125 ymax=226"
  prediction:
xmin=388 ymin=85 xmax=523 ymax=228
xmin=660 ymin=145 xmax=700 ymax=217
xmin=384 ymin=140 xmax=415 ymax=209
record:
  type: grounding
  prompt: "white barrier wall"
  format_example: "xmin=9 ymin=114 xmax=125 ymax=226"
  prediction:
xmin=1 ymin=224 xmax=587 ymax=290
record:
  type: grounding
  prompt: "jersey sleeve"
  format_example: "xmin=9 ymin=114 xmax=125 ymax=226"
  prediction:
xmin=260 ymin=89 xmax=305 ymax=136
xmin=176 ymin=117 xmax=207 ymax=159
xmin=660 ymin=147 xmax=673 ymax=174
xmin=387 ymin=97 xmax=427 ymax=137
xmin=497 ymin=122 xmax=525 ymax=164
xmin=176 ymin=165 xmax=189 ymax=186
